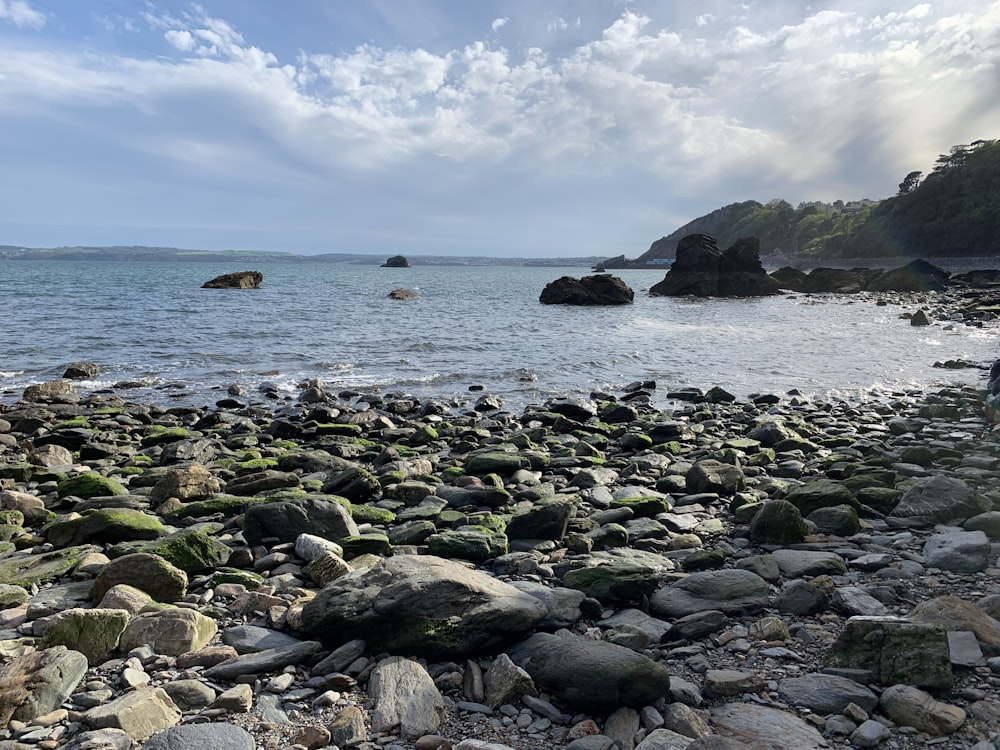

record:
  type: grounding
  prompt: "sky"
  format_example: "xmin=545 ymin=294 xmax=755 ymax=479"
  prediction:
xmin=1 ymin=1 xmax=998 ymax=258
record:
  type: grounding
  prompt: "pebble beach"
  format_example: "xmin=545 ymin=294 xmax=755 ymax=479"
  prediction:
xmin=3 ymin=292 xmax=1000 ymax=750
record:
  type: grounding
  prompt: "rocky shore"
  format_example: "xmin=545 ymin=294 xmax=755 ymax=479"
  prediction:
xmin=3 ymin=321 xmax=1000 ymax=749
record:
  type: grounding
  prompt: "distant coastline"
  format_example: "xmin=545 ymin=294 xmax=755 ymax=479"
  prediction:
xmin=0 ymin=244 xmax=606 ymax=268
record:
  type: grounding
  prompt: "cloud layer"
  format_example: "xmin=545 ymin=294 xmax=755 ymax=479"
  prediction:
xmin=1 ymin=1 xmax=997 ymax=255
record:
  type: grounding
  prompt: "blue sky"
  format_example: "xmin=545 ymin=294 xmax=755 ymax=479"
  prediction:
xmin=1 ymin=1 xmax=998 ymax=257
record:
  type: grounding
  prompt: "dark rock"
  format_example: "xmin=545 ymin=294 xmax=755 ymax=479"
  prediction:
xmin=63 ymin=361 xmax=99 ymax=380
xmin=866 ymin=259 xmax=951 ymax=292
xmin=650 ymin=569 xmax=769 ymax=618
xmin=388 ymin=288 xmax=418 ymax=300
xmin=539 ymin=274 xmax=634 ymax=305
xmin=201 ymin=271 xmax=263 ymax=289
xmin=382 ymin=255 xmax=411 ymax=268
xmin=242 ymin=496 xmax=358 ymax=547
xmin=649 ymin=235 xmax=781 ymax=298
xmin=889 ymin=475 xmax=989 ymax=527
xmin=748 ymin=500 xmax=807 ymax=544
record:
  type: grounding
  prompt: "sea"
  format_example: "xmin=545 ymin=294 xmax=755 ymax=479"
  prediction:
xmin=2 ymin=261 xmax=998 ymax=412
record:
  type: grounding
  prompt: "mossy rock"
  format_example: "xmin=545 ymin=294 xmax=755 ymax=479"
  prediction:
xmin=0 ymin=583 xmax=30 ymax=607
xmin=0 ymin=463 xmax=35 ymax=482
xmin=561 ymin=563 xmax=658 ymax=607
xmin=140 ymin=427 xmax=190 ymax=446
xmin=0 ymin=510 xmax=25 ymax=527
xmin=844 ymin=471 xmax=897 ymax=493
xmin=351 ymin=505 xmax=397 ymax=526
xmin=208 ymin=568 xmax=264 ymax=589
xmin=388 ymin=520 xmax=437 ymax=546
xmin=609 ymin=495 xmax=670 ymax=518
xmin=457 ymin=513 xmax=507 ymax=533
xmin=426 ymin=529 xmax=507 ymax=564
xmin=855 ymin=487 xmax=904 ymax=515
xmin=749 ymin=499 xmax=808 ymax=545
xmin=785 ymin=480 xmax=859 ymax=517
xmin=807 ymin=504 xmax=861 ymax=536
xmin=310 ymin=423 xmax=364 ymax=436
xmin=45 ymin=508 xmax=165 ymax=547
xmin=377 ymin=470 xmax=407 ymax=487
xmin=52 ymin=416 xmax=92 ymax=431
xmin=340 ymin=533 xmax=392 ymax=559
xmin=0 ymin=524 xmax=26 ymax=543
xmin=0 ymin=544 xmax=101 ymax=588
xmin=57 ymin=472 xmax=128 ymax=499
xmin=410 ymin=425 xmax=439 ymax=444
xmin=237 ymin=457 xmax=278 ymax=474
xmin=40 ymin=608 xmax=130 ymax=666
xmin=108 ymin=529 xmax=231 ymax=574
xmin=681 ymin=548 xmax=728 ymax=572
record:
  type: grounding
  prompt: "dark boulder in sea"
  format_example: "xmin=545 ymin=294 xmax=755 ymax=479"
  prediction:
xmin=62 ymin=361 xmax=99 ymax=380
xmin=539 ymin=274 xmax=634 ymax=305
xmin=649 ymin=235 xmax=781 ymax=297
xmin=382 ymin=255 xmax=411 ymax=268
xmin=201 ymin=271 xmax=263 ymax=289
xmin=865 ymin=259 xmax=951 ymax=292
xmin=771 ymin=259 xmax=951 ymax=294
xmin=388 ymin=288 xmax=418 ymax=300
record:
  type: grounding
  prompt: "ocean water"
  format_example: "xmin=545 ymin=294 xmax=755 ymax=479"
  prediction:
xmin=1 ymin=261 xmax=998 ymax=411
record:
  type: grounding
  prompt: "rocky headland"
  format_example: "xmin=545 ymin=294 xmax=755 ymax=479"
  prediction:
xmin=2 ymin=303 xmax=1000 ymax=749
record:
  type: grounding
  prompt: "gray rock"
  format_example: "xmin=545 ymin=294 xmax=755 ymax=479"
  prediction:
xmin=144 ymin=723 xmax=256 ymax=750
xmin=300 ymin=555 xmax=546 ymax=660
xmin=211 ymin=684 xmax=253 ymax=713
xmin=310 ymin=638 xmax=366 ymax=676
xmin=600 ymin=609 xmax=671 ymax=642
xmin=484 ymin=653 xmax=536 ymax=708
xmin=604 ymin=706 xmax=640 ymax=750
xmin=661 ymin=702 xmax=711 ymax=739
xmin=650 ymin=569 xmax=768 ymax=618
xmin=566 ymin=737 xmax=615 ymax=750
xmin=709 ymin=704 xmax=827 ymax=749
xmin=830 ymin=587 xmax=890 ymax=617
xmin=703 ymin=669 xmax=764 ymax=697
xmin=369 ymin=656 xmax=444 ymax=740
xmin=889 ymin=475 xmax=989 ymax=527
xmin=825 ymin=616 xmax=953 ymax=690
xmin=948 ymin=630 xmax=985 ymax=667
xmin=328 ymin=705 xmax=366 ymax=748
xmin=634 ymin=729 xmax=696 ymax=750
xmin=118 ymin=608 xmax=217 ymax=657
xmin=509 ymin=581 xmax=586 ymax=630
xmin=0 ymin=646 xmax=88 ymax=724
xmin=203 ymin=640 xmax=321 ymax=680
xmin=923 ymin=530 xmax=991 ymax=573
xmin=92 ymin=552 xmax=188 ymax=603
xmin=222 ymin=624 xmax=304 ymax=654
xmin=243 ymin=496 xmax=358 ymax=547
xmin=777 ymin=673 xmax=878 ymax=715
xmin=748 ymin=500 xmax=807 ymax=544
xmin=83 ymin=687 xmax=182 ymax=741
xmin=505 ymin=497 xmax=574 ymax=540
xmin=160 ymin=679 xmax=216 ymax=711
xmin=850 ymin=719 xmax=889 ymax=748
xmin=506 ymin=632 xmax=672 ymax=713
xmin=911 ymin=595 xmax=1000 ymax=657
xmin=686 ymin=460 xmax=745 ymax=495
xmin=774 ymin=579 xmax=828 ymax=615
xmin=771 ymin=549 xmax=846 ymax=578
xmin=879 ymin=684 xmax=965 ymax=735
xmin=664 ymin=610 xmax=729 ymax=641
xmin=62 ymin=729 xmax=133 ymax=750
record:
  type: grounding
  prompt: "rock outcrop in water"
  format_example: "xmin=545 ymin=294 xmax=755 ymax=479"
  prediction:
xmin=539 ymin=274 xmax=634 ymax=305
xmin=771 ymin=259 xmax=953 ymax=294
xmin=381 ymin=255 xmax=411 ymax=268
xmin=649 ymin=234 xmax=781 ymax=297
xmin=201 ymin=271 xmax=263 ymax=289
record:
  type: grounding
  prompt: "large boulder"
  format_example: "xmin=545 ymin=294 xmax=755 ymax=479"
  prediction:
xmin=506 ymin=632 xmax=671 ymax=713
xmin=649 ymin=235 xmax=780 ymax=298
xmin=888 ymin=475 xmax=989 ymax=527
xmin=539 ymin=274 xmax=634 ymax=305
xmin=0 ymin=646 xmax=89 ymax=725
xmin=650 ymin=568 xmax=769 ymax=618
xmin=201 ymin=271 xmax=262 ymax=289
xmin=300 ymin=555 xmax=547 ymax=659
xmin=865 ymin=259 xmax=951 ymax=292
xmin=382 ymin=255 xmax=411 ymax=268
xmin=242 ymin=496 xmax=358 ymax=547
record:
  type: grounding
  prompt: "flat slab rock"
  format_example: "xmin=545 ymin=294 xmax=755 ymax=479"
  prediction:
xmin=143 ymin=723 xmax=256 ymax=750
xmin=709 ymin=703 xmax=828 ymax=749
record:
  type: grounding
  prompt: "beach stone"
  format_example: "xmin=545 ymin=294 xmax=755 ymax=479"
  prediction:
xmin=965 ymin=511 xmax=1000 ymax=538
xmin=224 ymin=469 xmax=299 ymax=495
xmin=370 ymin=656 xmax=444 ymax=739
xmin=566 ymin=736 xmax=615 ymax=750
xmin=0 ymin=646 xmax=88 ymax=725
xmin=243 ymin=496 xmax=358 ymax=546
xmin=427 ymin=529 xmax=508 ymax=563
xmin=203 ymin=640 xmax=321 ymax=681
xmin=777 ymin=673 xmax=878 ymax=714
xmin=505 ymin=497 xmax=573 ymax=540
xmin=0 ymin=583 xmax=28 ymax=608
xmin=111 ymin=529 xmax=231 ymax=574
xmin=923 ymin=530 xmax=991 ymax=573
xmin=784 ymin=480 xmax=857 ymax=517
xmin=148 ymin=465 xmax=220 ymax=503
xmin=831 ymin=587 xmax=890 ymax=616
xmin=328 ymin=705 xmax=367 ymax=747
xmin=93 ymin=553 xmax=188 ymax=602
xmin=160 ymin=679 xmax=216 ymax=711
xmin=510 ymin=580 xmax=585 ymax=629
xmin=222 ymin=624 xmax=305 ymax=653
xmin=56 ymin=472 xmax=127 ymax=499
xmin=40 ymin=608 xmax=130 ymax=665
xmin=948 ymin=630 xmax=985 ymax=667
xmin=825 ymin=616 xmax=953 ymax=689
xmin=604 ymin=707 xmax=640 ymax=750
xmin=294 ymin=533 xmax=344 ymax=562
xmin=464 ymin=451 xmax=528 ymax=475
xmin=561 ymin=562 xmax=660 ymax=607
xmin=211 ymin=683 xmax=253 ymax=712
xmin=118 ymin=608 xmax=218 ymax=657
xmin=850 ymin=719 xmax=889 ymax=748
xmin=686 ymin=460 xmax=745 ymax=495
xmin=703 ymin=669 xmax=764 ymax=697
xmin=506 ymin=632 xmax=671 ymax=713
xmin=683 ymin=739 xmax=743 ymax=750
xmin=889 ymin=474 xmax=989 ymax=527
xmin=0 ymin=490 xmax=50 ymax=523
xmin=45 ymin=508 xmax=164 ymax=547
xmin=310 ymin=638 xmax=367 ymax=676
xmin=879 ymin=684 xmax=965 ymax=735
xmin=300 ymin=555 xmax=546 ymax=659
xmin=305 ymin=550 xmax=352 ymax=585
xmin=806 ymin=504 xmax=861 ymax=536
xmin=143 ymin=723 xmax=255 ymax=750
xmin=664 ymin=610 xmax=729 ymax=641
xmin=83 ymin=687 xmax=181 ymax=741
xmin=650 ymin=569 xmax=769 ymax=618
xmin=97 ymin=584 xmax=155 ymax=616
xmin=709 ymin=703 xmax=827 ymax=748
xmin=748 ymin=500 xmax=807 ymax=544
xmin=633 ymin=728 xmax=697 ymax=750
xmin=61 ymin=728 xmax=134 ymax=749
xmin=771 ymin=549 xmax=846 ymax=578
xmin=910 ymin=595 xmax=1000 ymax=656
xmin=484 ymin=653 xmax=536 ymax=708
xmin=774 ymin=579 xmax=828 ymax=615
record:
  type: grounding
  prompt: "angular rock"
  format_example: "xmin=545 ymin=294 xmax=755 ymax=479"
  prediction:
xmin=889 ymin=475 xmax=989 ymax=527
xmin=92 ymin=553 xmax=188 ymax=602
xmin=144 ymin=723 xmax=256 ymax=750
xmin=686 ymin=459 xmax=745 ymax=495
xmin=922 ymin=530 xmax=991 ymax=573
xmin=709 ymin=703 xmax=827 ymax=749
xmin=40 ymin=608 xmax=130 ymax=666
xmin=0 ymin=646 xmax=88 ymax=725
xmin=777 ymin=673 xmax=878 ymax=715
xmin=539 ymin=274 xmax=634 ymax=306
xmin=83 ymin=687 xmax=182 ymax=741
xmin=148 ymin=465 xmax=221 ymax=504
xmin=203 ymin=640 xmax=321 ymax=681
xmin=369 ymin=656 xmax=445 ymax=739
xmin=300 ymin=555 xmax=546 ymax=660
xmin=748 ymin=500 xmax=807 ymax=544
xmin=242 ymin=496 xmax=358 ymax=547
xmin=484 ymin=653 xmax=536 ymax=708
xmin=118 ymin=608 xmax=218 ymax=657
xmin=201 ymin=271 xmax=262 ymax=289
xmin=771 ymin=549 xmax=846 ymax=578
xmin=649 ymin=234 xmax=781 ymax=298
xmin=910 ymin=595 xmax=1000 ymax=657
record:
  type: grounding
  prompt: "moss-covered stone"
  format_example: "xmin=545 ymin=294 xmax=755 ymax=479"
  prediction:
xmin=388 ymin=520 xmax=437 ymax=546
xmin=426 ymin=529 xmax=507 ymax=563
xmin=609 ymin=495 xmax=670 ymax=518
xmin=351 ymin=504 xmax=396 ymax=526
xmin=0 ymin=510 xmax=25 ymax=527
xmin=682 ymin=548 xmax=727 ymax=572
xmin=561 ymin=563 xmax=658 ymax=607
xmin=785 ymin=480 xmax=859 ymax=517
xmin=855 ymin=486 xmax=904 ymax=515
xmin=40 ymin=608 xmax=130 ymax=666
xmin=749 ymin=500 xmax=809 ymax=545
xmin=164 ymin=494 xmax=262 ymax=520
xmin=0 ymin=544 xmax=100 ymax=588
xmin=0 ymin=583 xmax=29 ymax=607
xmin=464 ymin=451 xmax=527 ymax=476
xmin=340 ymin=533 xmax=392 ymax=559
xmin=93 ymin=552 xmax=188 ymax=602
xmin=108 ymin=529 xmax=230 ymax=574
xmin=139 ymin=426 xmax=190 ymax=446
xmin=208 ymin=568 xmax=264 ymax=589
xmin=45 ymin=508 xmax=164 ymax=547
xmin=56 ymin=472 xmax=128 ymax=499
xmin=0 ymin=463 xmax=34 ymax=482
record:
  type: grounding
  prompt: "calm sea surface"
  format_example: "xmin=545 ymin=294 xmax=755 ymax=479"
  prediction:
xmin=2 ymin=261 xmax=998 ymax=411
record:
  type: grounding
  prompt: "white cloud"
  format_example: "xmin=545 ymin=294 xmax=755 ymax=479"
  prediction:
xmin=0 ymin=0 xmax=44 ymax=29
xmin=491 ymin=17 xmax=507 ymax=32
